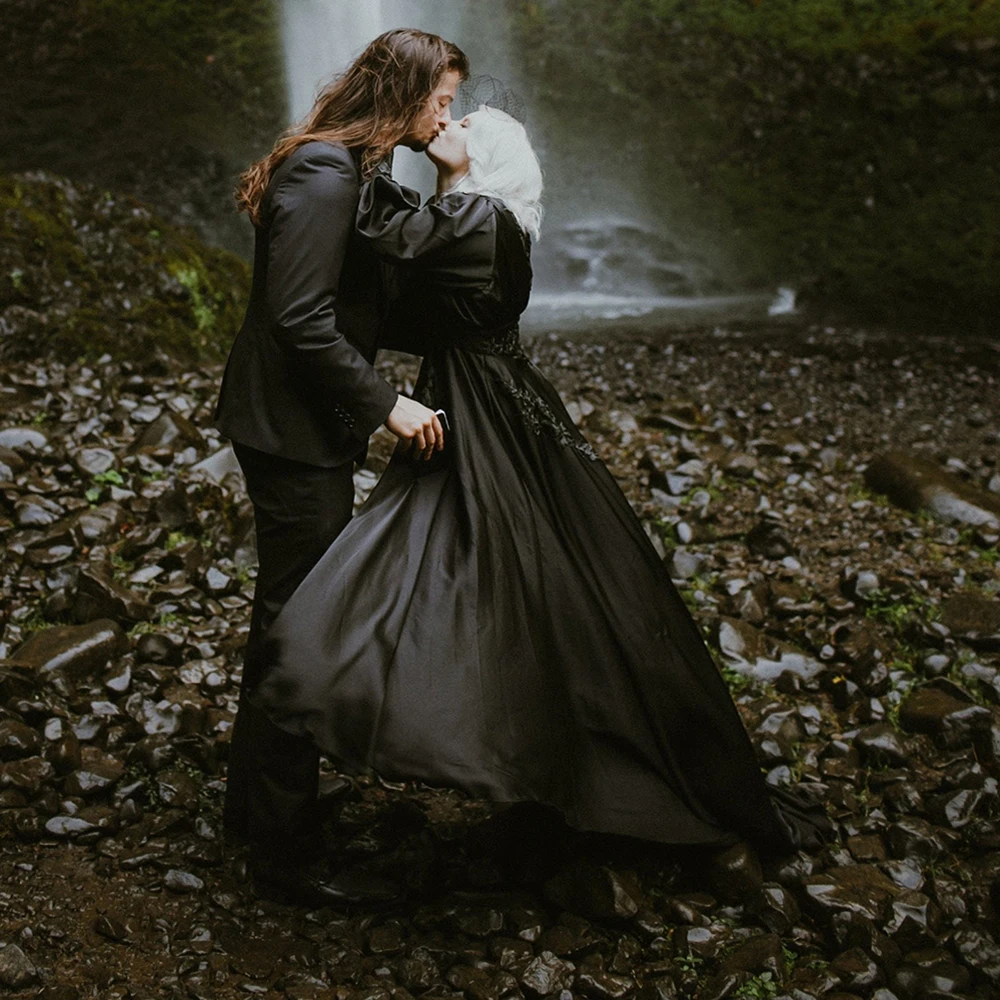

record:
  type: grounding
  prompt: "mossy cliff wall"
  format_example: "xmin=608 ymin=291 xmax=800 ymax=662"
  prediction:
xmin=0 ymin=0 xmax=285 ymax=257
xmin=0 ymin=171 xmax=249 ymax=363
xmin=512 ymin=0 xmax=1000 ymax=331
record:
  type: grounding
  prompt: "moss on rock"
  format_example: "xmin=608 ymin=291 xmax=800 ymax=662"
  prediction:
xmin=0 ymin=171 xmax=249 ymax=363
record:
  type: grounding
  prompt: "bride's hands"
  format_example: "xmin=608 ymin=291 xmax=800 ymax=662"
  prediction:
xmin=384 ymin=395 xmax=445 ymax=460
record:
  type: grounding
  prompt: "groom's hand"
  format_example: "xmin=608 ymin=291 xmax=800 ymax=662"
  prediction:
xmin=384 ymin=395 xmax=445 ymax=460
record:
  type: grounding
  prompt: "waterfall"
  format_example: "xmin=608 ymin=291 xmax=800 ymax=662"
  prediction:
xmin=278 ymin=1 xmax=778 ymax=329
xmin=280 ymin=0 xmax=467 ymax=191
xmin=280 ymin=0 xmax=386 ymax=126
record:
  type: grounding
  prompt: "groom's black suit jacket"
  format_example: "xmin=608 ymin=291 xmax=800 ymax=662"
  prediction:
xmin=216 ymin=141 xmax=398 ymax=467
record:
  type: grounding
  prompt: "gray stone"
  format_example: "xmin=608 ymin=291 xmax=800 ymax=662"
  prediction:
xmin=0 ymin=427 xmax=48 ymax=453
xmin=0 ymin=942 xmax=37 ymax=988
xmin=190 ymin=445 xmax=242 ymax=485
xmin=44 ymin=815 xmax=98 ymax=837
xmin=164 ymin=869 xmax=204 ymax=893
xmin=15 ymin=495 xmax=62 ymax=527
xmin=75 ymin=448 xmax=117 ymax=477
xmin=667 ymin=548 xmax=705 ymax=581
xmin=131 ymin=412 xmax=202 ymax=452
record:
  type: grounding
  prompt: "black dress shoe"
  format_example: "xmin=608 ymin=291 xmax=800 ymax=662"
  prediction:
xmin=251 ymin=857 xmax=401 ymax=909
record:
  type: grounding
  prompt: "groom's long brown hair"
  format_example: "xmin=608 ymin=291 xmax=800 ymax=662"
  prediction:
xmin=237 ymin=28 xmax=468 ymax=225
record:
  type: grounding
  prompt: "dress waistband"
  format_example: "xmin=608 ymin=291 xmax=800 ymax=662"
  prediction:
xmin=455 ymin=322 xmax=525 ymax=359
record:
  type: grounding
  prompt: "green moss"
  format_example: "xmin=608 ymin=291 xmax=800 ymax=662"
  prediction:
xmin=0 ymin=170 xmax=249 ymax=363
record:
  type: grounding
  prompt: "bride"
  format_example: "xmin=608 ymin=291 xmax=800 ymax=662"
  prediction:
xmin=251 ymin=104 xmax=831 ymax=857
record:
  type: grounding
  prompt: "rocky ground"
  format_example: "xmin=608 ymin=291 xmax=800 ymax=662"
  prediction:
xmin=0 ymin=324 xmax=998 ymax=1000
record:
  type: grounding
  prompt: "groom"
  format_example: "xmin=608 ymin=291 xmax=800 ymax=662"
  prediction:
xmin=215 ymin=29 xmax=468 ymax=907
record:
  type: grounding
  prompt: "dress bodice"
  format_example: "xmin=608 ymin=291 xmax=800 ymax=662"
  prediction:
xmin=357 ymin=175 xmax=533 ymax=357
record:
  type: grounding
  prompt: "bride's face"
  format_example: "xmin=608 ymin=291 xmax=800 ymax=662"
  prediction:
xmin=426 ymin=112 xmax=480 ymax=174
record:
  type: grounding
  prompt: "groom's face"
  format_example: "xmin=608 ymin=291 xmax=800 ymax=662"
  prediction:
xmin=401 ymin=69 xmax=462 ymax=151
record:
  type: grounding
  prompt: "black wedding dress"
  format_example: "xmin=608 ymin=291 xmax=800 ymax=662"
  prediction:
xmin=251 ymin=176 xmax=830 ymax=855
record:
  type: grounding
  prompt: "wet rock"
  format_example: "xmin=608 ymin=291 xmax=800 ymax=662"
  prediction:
xmin=882 ymin=858 xmax=925 ymax=891
xmin=164 ymin=868 xmax=204 ymax=893
xmin=575 ymin=959 xmax=634 ymax=1000
xmin=0 ymin=755 xmax=54 ymax=795
xmin=831 ymin=911 xmax=902 ymax=974
xmin=886 ymin=816 xmax=952 ymax=863
xmin=446 ymin=964 xmax=519 ymax=1000
xmin=674 ymin=924 xmax=727 ymax=960
xmin=399 ymin=948 xmax=440 ymax=991
xmin=746 ymin=520 xmax=795 ymax=559
xmin=94 ymin=914 xmax=130 ymax=942
xmin=884 ymin=890 xmax=941 ymax=952
xmin=898 ymin=685 xmax=993 ymax=748
xmin=828 ymin=947 xmax=883 ymax=991
xmin=927 ymin=787 xmax=985 ymax=829
xmin=156 ymin=769 xmax=201 ymax=810
xmin=9 ymin=619 xmax=128 ymax=679
xmin=0 ymin=719 xmax=41 ymax=761
xmin=451 ymin=907 xmax=505 ymax=938
xmin=190 ymin=444 xmax=242 ymax=484
xmin=45 ymin=731 xmax=82 ymax=775
xmin=718 ymin=932 xmax=784 ymax=980
xmin=707 ymin=842 xmax=764 ymax=902
xmin=855 ymin=723 xmax=908 ymax=766
xmin=74 ymin=447 xmax=117 ymax=477
xmin=521 ymin=951 xmax=576 ymax=996
xmin=64 ymin=755 xmax=124 ymax=798
xmin=865 ymin=451 xmax=1000 ymax=529
xmin=800 ymin=864 xmax=900 ymax=923
xmin=130 ymin=411 xmax=202 ymax=452
xmin=891 ymin=960 xmax=970 ymax=998
xmin=134 ymin=631 xmax=183 ymax=666
xmin=0 ymin=942 xmax=38 ymax=988
xmin=544 ymin=864 xmax=644 ymax=920
xmin=953 ymin=924 xmax=1000 ymax=985
xmin=717 ymin=618 xmax=823 ymax=684
xmin=847 ymin=833 xmax=887 ymax=863
xmin=747 ymin=883 xmax=801 ymax=934
xmin=73 ymin=567 xmax=154 ymax=624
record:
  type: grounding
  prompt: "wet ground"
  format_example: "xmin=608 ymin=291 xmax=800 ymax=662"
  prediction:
xmin=1 ymin=324 xmax=999 ymax=999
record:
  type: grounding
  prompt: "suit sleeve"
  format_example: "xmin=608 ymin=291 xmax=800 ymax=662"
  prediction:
xmin=266 ymin=146 xmax=398 ymax=441
xmin=357 ymin=174 xmax=495 ymax=261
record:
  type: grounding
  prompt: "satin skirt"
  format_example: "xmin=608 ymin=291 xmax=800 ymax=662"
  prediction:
xmin=251 ymin=346 xmax=830 ymax=853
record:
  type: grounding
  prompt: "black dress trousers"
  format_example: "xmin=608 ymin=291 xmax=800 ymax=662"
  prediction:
xmin=223 ymin=442 xmax=357 ymax=863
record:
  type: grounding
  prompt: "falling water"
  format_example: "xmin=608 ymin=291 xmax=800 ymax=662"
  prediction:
xmin=278 ymin=1 xmax=783 ymax=329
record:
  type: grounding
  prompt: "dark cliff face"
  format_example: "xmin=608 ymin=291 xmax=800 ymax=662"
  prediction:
xmin=510 ymin=0 xmax=1000 ymax=332
xmin=0 ymin=0 xmax=286 ymax=259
